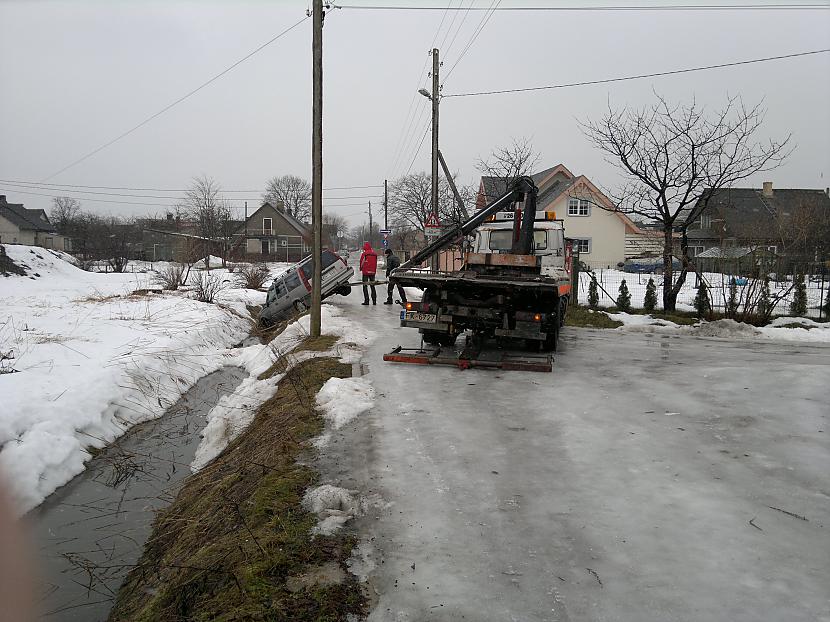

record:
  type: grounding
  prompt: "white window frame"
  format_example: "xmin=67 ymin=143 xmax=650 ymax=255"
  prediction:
xmin=699 ymin=214 xmax=712 ymax=229
xmin=573 ymin=238 xmax=591 ymax=254
xmin=688 ymin=245 xmax=704 ymax=258
xmin=568 ymin=198 xmax=591 ymax=217
xmin=263 ymin=217 xmax=273 ymax=234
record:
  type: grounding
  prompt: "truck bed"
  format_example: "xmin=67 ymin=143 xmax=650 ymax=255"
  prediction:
xmin=392 ymin=268 xmax=568 ymax=294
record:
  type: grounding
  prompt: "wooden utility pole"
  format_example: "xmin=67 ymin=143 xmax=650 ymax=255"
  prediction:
xmin=430 ymin=48 xmax=440 ymax=272
xmin=384 ymin=179 xmax=388 ymax=230
xmin=368 ymin=200 xmax=373 ymax=245
xmin=310 ymin=0 xmax=323 ymax=337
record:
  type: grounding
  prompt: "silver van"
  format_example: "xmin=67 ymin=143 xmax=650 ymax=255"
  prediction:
xmin=259 ymin=250 xmax=354 ymax=326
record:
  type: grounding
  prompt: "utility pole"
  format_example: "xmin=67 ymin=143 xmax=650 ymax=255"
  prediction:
xmin=384 ymin=179 xmax=388 ymax=231
xmin=368 ymin=200 xmax=373 ymax=245
xmin=430 ymin=48 xmax=440 ymax=272
xmin=310 ymin=0 xmax=323 ymax=337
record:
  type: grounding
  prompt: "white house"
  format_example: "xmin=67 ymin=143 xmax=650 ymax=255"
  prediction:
xmin=477 ymin=164 xmax=646 ymax=269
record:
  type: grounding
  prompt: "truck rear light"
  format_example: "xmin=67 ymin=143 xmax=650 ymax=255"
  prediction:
xmin=405 ymin=302 xmax=413 ymax=311
xmin=516 ymin=311 xmax=545 ymax=322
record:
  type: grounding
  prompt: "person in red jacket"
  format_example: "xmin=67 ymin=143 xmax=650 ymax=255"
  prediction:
xmin=359 ymin=241 xmax=378 ymax=305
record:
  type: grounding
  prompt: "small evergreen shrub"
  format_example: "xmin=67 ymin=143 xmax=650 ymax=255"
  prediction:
xmin=644 ymin=278 xmax=657 ymax=313
xmin=617 ymin=279 xmax=631 ymax=312
xmin=588 ymin=273 xmax=599 ymax=309
xmin=789 ymin=273 xmax=807 ymax=316
xmin=694 ymin=281 xmax=710 ymax=318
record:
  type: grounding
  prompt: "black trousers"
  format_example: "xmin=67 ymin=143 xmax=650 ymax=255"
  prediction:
xmin=387 ymin=281 xmax=407 ymax=302
xmin=362 ymin=273 xmax=376 ymax=303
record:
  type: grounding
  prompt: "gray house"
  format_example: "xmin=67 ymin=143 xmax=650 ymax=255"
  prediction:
xmin=0 ymin=195 xmax=67 ymax=250
xmin=236 ymin=202 xmax=312 ymax=262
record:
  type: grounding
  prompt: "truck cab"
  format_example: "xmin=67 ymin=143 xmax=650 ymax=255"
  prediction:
xmin=471 ymin=209 xmax=572 ymax=282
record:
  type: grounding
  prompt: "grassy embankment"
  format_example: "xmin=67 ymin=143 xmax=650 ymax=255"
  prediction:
xmin=109 ymin=335 xmax=365 ymax=622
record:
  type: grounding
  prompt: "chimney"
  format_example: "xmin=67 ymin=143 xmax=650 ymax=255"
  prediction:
xmin=0 ymin=195 xmax=6 ymax=204
xmin=762 ymin=181 xmax=773 ymax=198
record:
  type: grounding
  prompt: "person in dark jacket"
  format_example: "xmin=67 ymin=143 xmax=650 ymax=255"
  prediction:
xmin=383 ymin=248 xmax=407 ymax=305
xmin=359 ymin=242 xmax=378 ymax=305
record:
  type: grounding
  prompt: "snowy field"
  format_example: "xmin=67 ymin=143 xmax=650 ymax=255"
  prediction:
xmin=0 ymin=245 xmax=291 ymax=513
xmin=578 ymin=268 xmax=829 ymax=317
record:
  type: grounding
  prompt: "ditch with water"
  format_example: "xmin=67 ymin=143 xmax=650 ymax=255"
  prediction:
xmin=27 ymin=366 xmax=247 ymax=621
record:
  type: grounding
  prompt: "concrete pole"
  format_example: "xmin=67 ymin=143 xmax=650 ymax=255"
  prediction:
xmin=430 ymin=48 xmax=439 ymax=272
xmin=310 ymin=0 xmax=323 ymax=337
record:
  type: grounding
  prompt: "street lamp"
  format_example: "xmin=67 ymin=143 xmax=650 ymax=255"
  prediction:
xmin=418 ymin=88 xmax=432 ymax=100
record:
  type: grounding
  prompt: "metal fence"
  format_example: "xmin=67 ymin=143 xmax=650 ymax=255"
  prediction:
xmin=580 ymin=263 xmax=829 ymax=320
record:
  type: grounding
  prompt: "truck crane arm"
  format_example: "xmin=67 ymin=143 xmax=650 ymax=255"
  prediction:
xmin=395 ymin=176 xmax=538 ymax=273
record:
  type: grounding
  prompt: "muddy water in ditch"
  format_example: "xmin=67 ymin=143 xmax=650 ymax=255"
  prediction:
xmin=27 ymin=366 xmax=247 ymax=621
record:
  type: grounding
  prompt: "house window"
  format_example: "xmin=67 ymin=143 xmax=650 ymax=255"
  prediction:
xmin=573 ymin=238 xmax=591 ymax=254
xmin=261 ymin=239 xmax=270 ymax=254
xmin=688 ymin=245 xmax=704 ymax=258
xmin=263 ymin=218 xmax=273 ymax=234
xmin=568 ymin=198 xmax=590 ymax=217
xmin=767 ymin=245 xmax=777 ymax=254
xmin=699 ymin=214 xmax=712 ymax=229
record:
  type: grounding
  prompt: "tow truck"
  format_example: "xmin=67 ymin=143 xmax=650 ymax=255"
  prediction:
xmin=383 ymin=176 xmax=573 ymax=372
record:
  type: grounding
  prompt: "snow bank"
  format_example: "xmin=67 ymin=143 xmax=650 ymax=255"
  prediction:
xmin=0 ymin=245 xmax=253 ymax=513
xmin=316 ymin=377 xmax=375 ymax=430
xmin=604 ymin=310 xmax=830 ymax=344
xmin=191 ymin=304 xmax=374 ymax=471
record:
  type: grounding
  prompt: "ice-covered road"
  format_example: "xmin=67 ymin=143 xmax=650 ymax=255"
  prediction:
xmin=321 ymin=280 xmax=830 ymax=622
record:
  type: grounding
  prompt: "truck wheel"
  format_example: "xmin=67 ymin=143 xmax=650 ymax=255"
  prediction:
xmin=338 ymin=285 xmax=351 ymax=296
xmin=559 ymin=298 xmax=568 ymax=327
xmin=543 ymin=305 xmax=561 ymax=352
xmin=293 ymin=299 xmax=309 ymax=313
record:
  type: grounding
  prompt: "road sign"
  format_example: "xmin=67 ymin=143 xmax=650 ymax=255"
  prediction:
xmin=424 ymin=227 xmax=441 ymax=238
xmin=379 ymin=229 xmax=392 ymax=235
xmin=382 ymin=238 xmax=389 ymax=248
xmin=424 ymin=213 xmax=441 ymax=228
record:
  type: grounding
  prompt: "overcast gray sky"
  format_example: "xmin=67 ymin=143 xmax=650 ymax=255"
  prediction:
xmin=1 ymin=0 xmax=829 ymax=227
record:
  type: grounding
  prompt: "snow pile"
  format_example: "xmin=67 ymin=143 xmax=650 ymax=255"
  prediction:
xmin=0 ymin=245 xmax=254 ymax=513
xmin=303 ymin=484 xmax=360 ymax=535
xmin=691 ymin=319 xmax=760 ymax=339
xmin=191 ymin=304 xmax=374 ymax=471
xmin=606 ymin=311 xmax=682 ymax=332
xmin=316 ymin=377 xmax=375 ymax=430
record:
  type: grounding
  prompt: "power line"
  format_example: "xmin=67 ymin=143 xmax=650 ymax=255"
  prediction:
xmin=386 ymin=2 xmax=455 ymax=178
xmin=335 ymin=3 xmax=830 ymax=11
xmin=404 ymin=121 xmax=433 ymax=176
xmin=443 ymin=0 xmax=501 ymax=82
xmin=0 ymin=179 xmax=381 ymax=193
xmin=443 ymin=48 xmax=830 ymax=97
xmin=41 ymin=15 xmax=309 ymax=182
xmin=0 ymin=187 xmax=379 ymax=209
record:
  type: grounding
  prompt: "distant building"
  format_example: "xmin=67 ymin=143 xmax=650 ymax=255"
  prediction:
xmin=0 ymin=195 xmax=67 ymax=250
xmin=686 ymin=182 xmax=830 ymax=259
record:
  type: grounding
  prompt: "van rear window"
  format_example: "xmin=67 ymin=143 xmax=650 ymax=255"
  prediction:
xmin=284 ymin=271 xmax=301 ymax=290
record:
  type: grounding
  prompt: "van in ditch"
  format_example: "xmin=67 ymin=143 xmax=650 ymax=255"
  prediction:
xmin=259 ymin=250 xmax=353 ymax=326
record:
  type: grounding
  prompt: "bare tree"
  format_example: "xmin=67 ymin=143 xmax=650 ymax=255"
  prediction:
xmin=388 ymin=171 xmax=466 ymax=233
xmin=180 ymin=176 xmax=233 ymax=266
xmin=582 ymin=95 xmax=790 ymax=311
xmin=476 ymin=137 xmax=541 ymax=202
xmin=50 ymin=196 xmax=81 ymax=234
xmin=263 ymin=175 xmax=311 ymax=222
xmin=322 ymin=212 xmax=349 ymax=237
